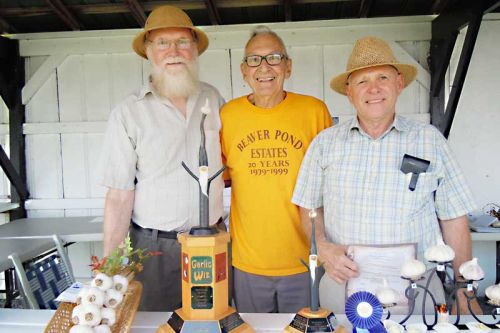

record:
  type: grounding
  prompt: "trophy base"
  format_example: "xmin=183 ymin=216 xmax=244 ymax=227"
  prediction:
xmin=284 ymin=307 xmax=347 ymax=333
xmin=157 ymin=307 xmax=255 ymax=333
xmin=189 ymin=226 xmax=218 ymax=236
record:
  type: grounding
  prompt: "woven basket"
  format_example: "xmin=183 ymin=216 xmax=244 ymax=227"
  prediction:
xmin=44 ymin=280 xmax=143 ymax=333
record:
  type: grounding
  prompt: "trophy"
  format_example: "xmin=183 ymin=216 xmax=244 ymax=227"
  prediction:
xmin=375 ymin=237 xmax=500 ymax=331
xmin=157 ymin=99 xmax=254 ymax=333
xmin=284 ymin=209 xmax=346 ymax=333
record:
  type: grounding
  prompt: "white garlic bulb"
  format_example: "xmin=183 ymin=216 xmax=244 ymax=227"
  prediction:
xmin=200 ymin=98 xmax=211 ymax=115
xmin=94 ymin=325 xmax=112 ymax=333
xmin=100 ymin=307 xmax=116 ymax=326
xmin=485 ymin=283 xmax=500 ymax=302
xmin=105 ymin=288 xmax=124 ymax=308
xmin=459 ymin=258 xmax=484 ymax=281
xmin=406 ymin=323 xmax=427 ymax=333
xmin=113 ymin=274 xmax=129 ymax=294
xmin=400 ymin=258 xmax=426 ymax=280
xmin=376 ymin=279 xmax=398 ymax=306
xmin=80 ymin=304 xmax=102 ymax=326
xmin=71 ymin=304 xmax=85 ymax=325
xmin=424 ymin=237 xmax=455 ymax=263
xmin=81 ymin=286 xmax=105 ymax=307
xmin=69 ymin=325 xmax=94 ymax=333
xmin=75 ymin=286 xmax=90 ymax=305
xmin=433 ymin=322 xmax=459 ymax=333
xmin=92 ymin=273 xmax=113 ymax=291
xmin=383 ymin=320 xmax=404 ymax=333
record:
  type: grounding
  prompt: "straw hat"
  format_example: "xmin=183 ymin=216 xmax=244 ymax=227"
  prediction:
xmin=132 ymin=5 xmax=209 ymax=59
xmin=330 ymin=36 xmax=417 ymax=95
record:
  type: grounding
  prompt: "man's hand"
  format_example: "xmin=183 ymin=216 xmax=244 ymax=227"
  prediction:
xmin=318 ymin=240 xmax=359 ymax=283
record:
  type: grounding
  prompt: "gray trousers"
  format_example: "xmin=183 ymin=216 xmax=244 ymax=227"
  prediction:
xmin=129 ymin=225 xmax=182 ymax=311
xmin=233 ymin=267 xmax=310 ymax=313
xmin=319 ymin=269 xmax=446 ymax=314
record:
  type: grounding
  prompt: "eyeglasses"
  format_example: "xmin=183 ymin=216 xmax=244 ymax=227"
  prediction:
xmin=243 ymin=53 xmax=287 ymax=67
xmin=147 ymin=38 xmax=194 ymax=51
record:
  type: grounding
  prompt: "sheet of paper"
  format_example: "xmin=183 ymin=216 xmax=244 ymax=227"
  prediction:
xmin=346 ymin=244 xmax=416 ymax=313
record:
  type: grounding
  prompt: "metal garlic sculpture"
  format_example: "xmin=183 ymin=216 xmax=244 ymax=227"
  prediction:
xmin=181 ymin=98 xmax=224 ymax=235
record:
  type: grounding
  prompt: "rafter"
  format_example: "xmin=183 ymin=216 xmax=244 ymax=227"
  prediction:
xmin=431 ymin=0 xmax=451 ymax=14
xmin=284 ymin=0 xmax=293 ymax=21
xmin=45 ymin=0 xmax=83 ymax=30
xmin=0 ymin=15 xmax=16 ymax=33
xmin=204 ymin=0 xmax=221 ymax=25
xmin=358 ymin=0 xmax=372 ymax=17
xmin=124 ymin=0 xmax=146 ymax=27
xmin=0 ymin=1 xmax=357 ymax=17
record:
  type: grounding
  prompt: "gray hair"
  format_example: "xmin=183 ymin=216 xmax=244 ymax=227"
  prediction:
xmin=244 ymin=25 xmax=289 ymax=57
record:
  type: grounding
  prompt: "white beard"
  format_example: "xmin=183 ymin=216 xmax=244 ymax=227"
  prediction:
xmin=150 ymin=56 xmax=200 ymax=99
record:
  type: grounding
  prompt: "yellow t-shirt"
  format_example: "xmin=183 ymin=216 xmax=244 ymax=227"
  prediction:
xmin=220 ymin=92 xmax=332 ymax=276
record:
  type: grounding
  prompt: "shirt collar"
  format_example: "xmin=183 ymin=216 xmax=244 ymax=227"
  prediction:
xmin=348 ymin=114 xmax=410 ymax=140
xmin=137 ymin=80 xmax=154 ymax=100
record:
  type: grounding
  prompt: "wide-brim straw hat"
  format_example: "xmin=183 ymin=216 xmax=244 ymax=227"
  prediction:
xmin=132 ymin=5 xmax=209 ymax=59
xmin=330 ymin=36 xmax=417 ymax=95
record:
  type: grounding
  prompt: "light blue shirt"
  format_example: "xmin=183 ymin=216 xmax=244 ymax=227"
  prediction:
xmin=292 ymin=115 xmax=476 ymax=260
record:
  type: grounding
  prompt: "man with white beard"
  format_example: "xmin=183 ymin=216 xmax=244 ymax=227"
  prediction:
xmin=98 ymin=5 xmax=225 ymax=311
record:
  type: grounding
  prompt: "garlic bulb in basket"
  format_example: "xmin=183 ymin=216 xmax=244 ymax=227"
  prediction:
xmin=69 ymin=325 xmax=94 ymax=333
xmin=376 ymin=279 xmax=398 ymax=306
xmin=105 ymin=288 xmax=124 ymax=308
xmin=78 ymin=304 xmax=101 ymax=326
xmin=94 ymin=325 xmax=112 ymax=333
xmin=113 ymin=274 xmax=129 ymax=294
xmin=485 ymin=283 xmax=500 ymax=302
xmin=100 ymin=307 xmax=116 ymax=326
xmin=459 ymin=258 xmax=484 ymax=281
xmin=424 ymin=237 xmax=455 ymax=263
xmin=92 ymin=273 xmax=113 ymax=291
xmin=81 ymin=286 xmax=105 ymax=307
xmin=400 ymin=258 xmax=426 ymax=280
xmin=71 ymin=304 xmax=85 ymax=325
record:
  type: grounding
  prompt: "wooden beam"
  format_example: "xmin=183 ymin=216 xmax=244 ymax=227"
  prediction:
xmin=204 ymin=0 xmax=221 ymax=25
xmin=358 ymin=0 xmax=372 ymax=17
xmin=441 ymin=2 xmax=482 ymax=138
xmin=0 ymin=37 xmax=28 ymax=218
xmin=0 ymin=15 xmax=16 ymax=33
xmin=45 ymin=0 xmax=83 ymax=30
xmin=429 ymin=0 xmax=494 ymax=137
xmin=284 ymin=0 xmax=293 ymax=21
xmin=1 ymin=0 xmax=357 ymax=17
xmin=431 ymin=0 xmax=451 ymax=14
xmin=124 ymin=0 xmax=146 ymax=27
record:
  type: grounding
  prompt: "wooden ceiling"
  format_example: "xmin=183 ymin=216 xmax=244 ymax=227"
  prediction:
xmin=2 ymin=0 xmax=498 ymax=34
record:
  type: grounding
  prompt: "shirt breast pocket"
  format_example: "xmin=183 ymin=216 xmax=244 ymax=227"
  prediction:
xmin=400 ymin=172 xmax=438 ymax=218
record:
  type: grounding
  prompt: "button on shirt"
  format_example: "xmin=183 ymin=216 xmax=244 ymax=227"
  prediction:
xmin=99 ymin=81 xmax=225 ymax=232
xmin=292 ymin=115 xmax=476 ymax=260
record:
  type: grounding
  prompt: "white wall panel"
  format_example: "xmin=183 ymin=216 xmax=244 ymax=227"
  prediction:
xmin=109 ymin=54 xmax=143 ymax=113
xmin=25 ymin=134 xmax=63 ymax=199
xmin=26 ymin=72 xmax=59 ymax=123
xmin=285 ymin=45 xmax=324 ymax=101
xmin=199 ymin=49 xmax=232 ymax=102
xmin=58 ymin=55 xmax=84 ymax=122
xmin=61 ymin=134 xmax=88 ymax=198
xmin=449 ymin=20 xmax=500 ymax=208
xmin=87 ymin=133 xmax=107 ymax=198
xmin=323 ymin=44 xmax=356 ymax=116
xmin=229 ymin=48 xmax=248 ymax=99
xmin=82 ymin=55 xmax=111 ymax=121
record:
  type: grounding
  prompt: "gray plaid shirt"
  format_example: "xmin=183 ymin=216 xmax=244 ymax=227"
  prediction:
xmin=292 ymin=115 xmax=476 ymax=260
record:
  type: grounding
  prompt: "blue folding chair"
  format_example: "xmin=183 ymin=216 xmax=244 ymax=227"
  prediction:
xmin=8 ymin=234 xmax=75 ymax=309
